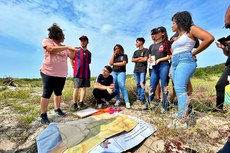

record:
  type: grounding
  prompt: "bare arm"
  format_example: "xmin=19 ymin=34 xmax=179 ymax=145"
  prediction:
xmin=189 ymin=25 xmax=215 ymax=56
xmin=137 ymin=57 xmax=148 ymax=62
xmin=225 ymin=5 xmax=230 ymax=25
xmin=215 ymin=42 xmax=229 ymax=56
xmin=45 ymin=45 xmax=69 ymax=53
xmin=70 ymin=59 xmax=74 ymax=68
xmin=94 ymin=82 xmax=115 ymax=95
xmin=156 ymin=55 xmax=171 ymax=65
xmin=68 ymin=47 xmax=77 ymax=60
xmin=109 ymin=53 xmax=115 ymax=66
xmin=113 ymin=61 xmax=127 ymax=66
xmin=132 ymin=57 xmax=140 ymax=62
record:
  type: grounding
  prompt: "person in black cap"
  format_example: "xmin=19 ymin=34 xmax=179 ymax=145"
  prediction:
xmin=149 ymin=29 xmax=162 ymax=103
xmin=93 ymin=65 xmax=117 ymax=108
xmin=71 ymin=35 xmax=92 ymax=111
xmin=146 ymin=26 xmax=171 ymax=112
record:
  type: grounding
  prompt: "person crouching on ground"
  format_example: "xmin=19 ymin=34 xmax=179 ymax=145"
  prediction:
xmin=93 ymin=66 xmax=117 ymax=108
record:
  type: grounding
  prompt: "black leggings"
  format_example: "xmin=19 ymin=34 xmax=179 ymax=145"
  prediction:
xmin=41 ymin=72 xmax=66 ymax=98
xmin=215 ymin=65 xmax=230 ymax=109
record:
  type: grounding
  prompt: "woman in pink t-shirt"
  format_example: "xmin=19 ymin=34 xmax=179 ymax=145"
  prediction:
xmin=40 ymin=23 xmax=75 ymax=124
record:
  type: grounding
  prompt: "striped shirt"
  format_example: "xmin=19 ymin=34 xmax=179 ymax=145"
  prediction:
xmin=73 ymin=48 xmax=91 ymax=79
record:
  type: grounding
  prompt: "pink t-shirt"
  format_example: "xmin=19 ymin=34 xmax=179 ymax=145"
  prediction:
xmin=40 ymin=38 xmax=69 ymax=77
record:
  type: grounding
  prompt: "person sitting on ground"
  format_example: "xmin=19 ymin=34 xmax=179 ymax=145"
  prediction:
xmin=93 ymin=66 xmax=117 ymax=108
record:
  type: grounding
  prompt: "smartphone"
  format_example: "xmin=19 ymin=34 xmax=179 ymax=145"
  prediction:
xmin=217 ymin=37 xmax=226 ymax=45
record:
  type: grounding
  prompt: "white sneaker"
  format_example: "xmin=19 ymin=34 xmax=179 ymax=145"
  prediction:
xmin=115 ymin=100 xmax=121 ymax=106
xmin=126 ymin=102 xmax=131 ymax=109
xmin=98 ymin=104 xmax=102 ymax=108
xmin=167 ymin=119 xmax=188 ymax=129
xmin=160 ymin=108 xmax=166 ymax=114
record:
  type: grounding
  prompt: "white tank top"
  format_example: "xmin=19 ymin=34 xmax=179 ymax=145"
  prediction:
xmin=172 ymin=33 xmax=196 ymax=55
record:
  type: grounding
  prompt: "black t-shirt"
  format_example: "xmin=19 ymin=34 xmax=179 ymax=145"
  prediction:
xmin=132 ymin=48 xmax=149 ymax=73
xmin=149 ymin=42 xmax=169 ymax=65
xmin=112 ymin=54 xmax=128 ymax=72
xmin=96 ymin=74 xmax=113 ymax=86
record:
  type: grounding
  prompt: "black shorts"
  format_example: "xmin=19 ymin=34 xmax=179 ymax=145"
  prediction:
xmin=74 ymin=78 xmax=90 ymax=88
xmin=41 ymin=72 xmax=66 ymax=98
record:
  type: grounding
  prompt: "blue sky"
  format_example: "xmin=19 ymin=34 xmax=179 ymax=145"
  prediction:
xmin=0 ymin=0 xmax=229 ymax=78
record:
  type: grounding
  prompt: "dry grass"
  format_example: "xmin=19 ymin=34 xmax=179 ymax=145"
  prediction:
xmin=0 ymin=75 xmax=229 ymax=152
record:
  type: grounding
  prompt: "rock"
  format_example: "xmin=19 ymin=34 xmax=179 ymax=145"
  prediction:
xmin=0 ymin=139 xmax=17 ymax=152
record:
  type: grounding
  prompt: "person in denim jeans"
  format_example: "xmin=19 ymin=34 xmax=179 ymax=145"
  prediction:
xmin=132 ymin=37 xmax=149 ymax=104
xmin=109 ymin=44 xmax=131 ymax=108
xmin=146 ymin=27 xmax=171 ymax=112
xmin=168 ymin=11 xmax=214 ymax=129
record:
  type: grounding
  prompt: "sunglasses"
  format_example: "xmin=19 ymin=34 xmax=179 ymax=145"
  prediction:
xmin=224 ymin=24 xmax=230 ymax=29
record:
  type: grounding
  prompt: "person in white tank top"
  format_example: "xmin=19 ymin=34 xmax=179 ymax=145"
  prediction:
xmin=168 ymin=11 xmax=214 ymax=129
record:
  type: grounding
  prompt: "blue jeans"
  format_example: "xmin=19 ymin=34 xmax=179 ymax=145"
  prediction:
xmin=134 ymin=72 xmax=146 ymax=101
xmin=171 ymin=52 xmax=197 ymax=119
xmin=112 ymin=72 xmax=129 ymax=103
xmin=149 ymin=63 xmax=170 ymax=109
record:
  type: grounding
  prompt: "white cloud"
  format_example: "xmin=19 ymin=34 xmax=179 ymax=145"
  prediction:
xmin=100 ymin=24 xmax=114 ymax=34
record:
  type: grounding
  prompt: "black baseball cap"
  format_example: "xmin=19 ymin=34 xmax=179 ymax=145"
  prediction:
xmin=151 ymin=26 xmax=166 ymax=35
xmin=79 ymin=35 xmax=89 ymax=42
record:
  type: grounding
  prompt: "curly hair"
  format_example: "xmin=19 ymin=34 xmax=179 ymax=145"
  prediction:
xmin=48 ymin=23 xmax=64 ymax=41
xmin=113 ymin=44 xmax=124 ymax=55
xmin=172 ymin=11 xmax=194 ymax=33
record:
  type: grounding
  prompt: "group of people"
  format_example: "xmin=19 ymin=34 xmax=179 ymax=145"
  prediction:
xmin=39 ymin=9 xmax=229 ymax=130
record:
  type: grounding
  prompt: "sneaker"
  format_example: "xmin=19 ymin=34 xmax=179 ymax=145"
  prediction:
xmin=160 ymin=108 xmax=166 ymax=114
xmin=115 ymin=100 xmax=121 ymax=106
xmin=142 ymin=107 xmax=150 ymax=110
xmin=71 ymin=103 xmax=79 ymax=112
xmin=79 ymin=102 xmax=88 ymax=109
xmin=167 ymin=119 xmax=188 ymax=129
xmin=98 ymin=104 xmax=102 ymax=108
xmin=141 ymin=100 xmax=146 ymax=105
xmin=125 ymin=102 xmax=131 ymax=109
xmin=211 ymin=108 xmax=223 ymax=112
xmin=54 ymin=108 xmax=66 ymax=117
xmin=135 ymin=99 xmax=141 ymax=103
xmin=40 ymin=113 xmax=50 ymax=124
xmin=171 ymin=113 xmax=178 ymax=118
